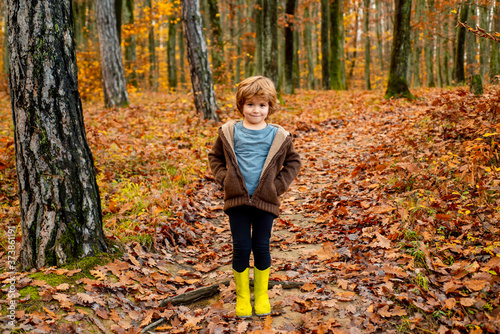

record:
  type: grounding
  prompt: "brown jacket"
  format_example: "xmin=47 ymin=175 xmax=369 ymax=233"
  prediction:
xmin=208 ymin=120 xmax=301 ymax=216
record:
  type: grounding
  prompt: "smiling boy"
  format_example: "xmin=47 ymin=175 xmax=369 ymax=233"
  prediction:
xmin=208 ymin=76 xmax=301 ymax=317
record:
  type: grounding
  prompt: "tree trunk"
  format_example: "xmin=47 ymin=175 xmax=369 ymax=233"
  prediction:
xmin=178 ymin=22 xmax=186 ymax=85
xmin=167 ymin=14 xmax=178 ymax=90
xmin=147 ymin=0 xmax=158 ymax=91
xmin=115 ymin=0 xmax=123 ymax=45
xmin=424 ymin=0 xmax=435 ymax=87
xmin=453 ymin=1 xmax=469 ymax=85
xmin=7 ymin=0 xmax=108 ymax=270
xmin=72 ymin=1 xmax=86 ymax=48
xmin=411 ymin=0 xmax=423 ymax=87
xmin=383 ymin=0 xmax=393 ymax=66
xmin=255 ymin=0 xmax=263 ymax=75
xmin=124 ymin=0 xmax=138 ymax=87
xmin=363 ymin=0 xmax=371 ymax=90
xmin=304 ymin=6 xmax=315 ymax=89
xmin=96 ymin=0 xmax=130 ymax=107
xmin=437 ymin=23 xmax=443 ymax=87
xmin=443 ymin=18 xmax=451 ymax=86
xmin=262 ymin=0 xmax=279 ymax=89
xmin=385 ymin=0 xmax=414 ymax=99
xmin=489 ymin=0 xmax=500 ymax=82
xmin=375 ymin=0 xmax=384 ymax=72
xmin=348 ymin=3 xmax=359 ymax=82
xmin=284 ymin=0 xmax=297 ymax=94
xmin=479 ymin=4 xmax=489 ymax=79
xmin=293 ymin=29 xmax=300 ymax=89
xmin=235 ymin=0 xmax=243 ymax=82
xmin=181 ymin=0 xmax=219 ymax=120
xmin=465 ymin=0 xmax=477 ymax=77
xmin=321 ymin=0 xmax=330 ymax=89
xmin=330 ymin=0 xmax=346 ymax=90
xmin=207 ymin=0 xmax=225 ymax=83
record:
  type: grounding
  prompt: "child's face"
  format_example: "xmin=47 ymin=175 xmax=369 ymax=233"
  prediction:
xmin=242 ymin=97 xmax=269 ymax=129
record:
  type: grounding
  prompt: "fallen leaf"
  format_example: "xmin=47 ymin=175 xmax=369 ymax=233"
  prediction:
xmin=460 ymin=298 xmax=475 ymax=307
xmin=300 ymin=282 xmax=316 ymax=292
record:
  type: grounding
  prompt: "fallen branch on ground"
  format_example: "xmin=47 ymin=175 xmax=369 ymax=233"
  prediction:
xmin=141 ymin=279 xmax=306 ymax=333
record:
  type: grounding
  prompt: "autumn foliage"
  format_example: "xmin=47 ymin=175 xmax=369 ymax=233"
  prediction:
xmin=0 ymin=85 xmax=499 ymax=332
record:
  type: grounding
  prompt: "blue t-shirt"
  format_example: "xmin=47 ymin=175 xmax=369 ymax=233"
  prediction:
xmin=234 ymin=121 xmax=278 ymax=195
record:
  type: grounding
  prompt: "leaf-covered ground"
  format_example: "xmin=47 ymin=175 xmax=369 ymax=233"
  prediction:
xmin=0 ymin=86 xmax=499 ymax=333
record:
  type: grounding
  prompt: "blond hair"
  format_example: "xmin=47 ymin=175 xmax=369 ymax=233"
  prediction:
xmin=236 ymin=76 xmax=278 ymax=117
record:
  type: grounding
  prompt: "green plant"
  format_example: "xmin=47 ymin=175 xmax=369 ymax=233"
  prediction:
xmin=443 ymin=255 xmax=455 ymax=266
xmin=415 ymin=271 xmax=429 ymax=291
xmin=396 ymin=317 xmax=411 ymax=333
xmin=432 ymin=309 xmax=447 ymax=319
xmin=405 ymin=241 xmax=426 ymax=266
xmin=403 ymin=229 xmax=421 ymax=241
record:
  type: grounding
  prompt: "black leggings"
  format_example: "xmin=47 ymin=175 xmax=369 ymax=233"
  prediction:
xmin=227 ymin=205 xmax=275 ymax=273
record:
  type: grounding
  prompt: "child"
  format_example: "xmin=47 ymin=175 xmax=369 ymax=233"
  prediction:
xmin=208 ymin=76 xmax=301 ymax=317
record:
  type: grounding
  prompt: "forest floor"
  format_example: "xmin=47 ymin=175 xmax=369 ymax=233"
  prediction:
xmin=0 ymin=86 xmax=499 ymax=333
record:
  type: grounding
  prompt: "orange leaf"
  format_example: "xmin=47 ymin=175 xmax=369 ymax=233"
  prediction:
xmin=460 ymin=298 xmax=475 ymax=307
xmin=444 ymin=298 xmax=456 ymax=310
xmin=300 ymin=283 xmax=316 ymax=292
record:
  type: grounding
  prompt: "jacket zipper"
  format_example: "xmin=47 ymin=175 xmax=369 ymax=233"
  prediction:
xmin=220 ymin=131 xmax=251 ymax=203
xmin=220 ymin=128 xmax=289 ymax=206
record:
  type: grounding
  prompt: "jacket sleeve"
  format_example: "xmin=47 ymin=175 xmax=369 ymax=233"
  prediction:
xmin=274 ymin=138 xmax=301 ymax=196
xmin=208 ymin=135 xmax=227 ymax=186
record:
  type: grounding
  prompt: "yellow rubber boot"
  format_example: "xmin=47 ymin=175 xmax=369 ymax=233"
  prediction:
xmin=233 ymin=268 xmax=252 ymax=317
xmin=254 ymin=267 xmax=271 ymax=316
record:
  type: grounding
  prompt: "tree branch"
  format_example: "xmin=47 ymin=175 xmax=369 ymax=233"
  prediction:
xmin=457 ymin=21 xmax=500 ymax=43
xmin=141 ymin=279 xmax=306 ymax=333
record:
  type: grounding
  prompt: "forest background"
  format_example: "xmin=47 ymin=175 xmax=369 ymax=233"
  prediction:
xmin=0 ymin=0 xmax=499 ymax=333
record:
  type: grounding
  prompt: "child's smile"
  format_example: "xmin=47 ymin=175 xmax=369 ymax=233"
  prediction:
xmin=242 ymin=97 xmax=269 ymax=130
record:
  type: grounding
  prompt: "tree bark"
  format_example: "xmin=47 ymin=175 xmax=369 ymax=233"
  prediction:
xmin=363 ymin=0 xmax=371 ymax=90
xmin=375 ymin=0 xmax=384 ymax=72
xmin=330 ymin=0 xmax=346 ymax=90
xmin=465 ymin=0 xmax=477 ymax=77
xmin=178 ymin=22 xmax=186 ymax=85
xmin=424 ymin=0 xmax=435 ymax=87
xmin=7 ymin=0 xmax=108 ymax=270
xmin=255 ymin=0 xmax=263 ymax=75
xmin=348 ymin=3 xmax=359 ymax=82
xmin=262 ymin=0 xmax=279 ymax=89
xmin=443 ymin=17 xmax=451 ymax=86
xmin=479 ymin=4 xmax=489 ymax=79
xmin=490 ymin=0 xmax=500 ymax=82
xmin=72 ymin=1 xmax=86 ymax=48
xmin=146 ymin=0 xmax=158 ymax=91
xmin=124 ymin=0 xmax=138 ymax=87
xmin=167 ymin=14 xmax=178 ymax=90
xmin=384 ymin=0 xmax=414 ymax=99
xmin=304 ymin=6 xmax=315 ymax=89
xmin=453 ymin=1 xmax=469 ymax=85
xmin=411 ymin=0 xmax=423 ymax=87
xmin=96 ymin=0 xmax=130 ymax=107
xmin=207 ymin=0 xmax=225 ymax=83
xmin=284 ymin=0 xmax=297 ymax=94
xmin=321 ymin=0 xmax=330 ymax=89
xmin=115 ymin=0 xmax=123 ymax=45
xmin=181 ymin=0 xmax=219 ymax=120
